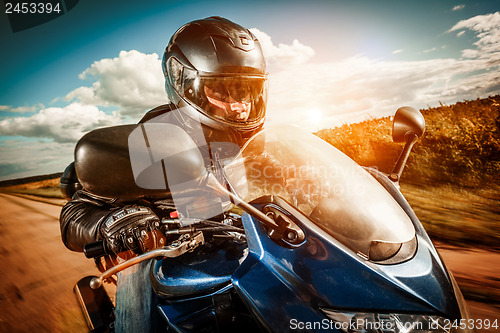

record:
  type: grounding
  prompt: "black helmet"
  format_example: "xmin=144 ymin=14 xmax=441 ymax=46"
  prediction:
xmin=163 ymin=17 xmax=268 ymax=146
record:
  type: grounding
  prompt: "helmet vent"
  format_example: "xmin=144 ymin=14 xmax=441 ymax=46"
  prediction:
xmin=239 ymin=36 xmax=254 ymax=48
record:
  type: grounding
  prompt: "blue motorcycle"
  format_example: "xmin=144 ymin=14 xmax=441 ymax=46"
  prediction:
xmin=72 ymin=107 xmax=474 ymax=332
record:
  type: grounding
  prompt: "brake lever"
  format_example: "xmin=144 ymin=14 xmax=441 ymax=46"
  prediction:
xmin=89 ymin=231 xmax=204 ymax=289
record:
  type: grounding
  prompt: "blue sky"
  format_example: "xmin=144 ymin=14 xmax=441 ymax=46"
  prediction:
xmin=0 ymin=0 xmax=499 ymax=180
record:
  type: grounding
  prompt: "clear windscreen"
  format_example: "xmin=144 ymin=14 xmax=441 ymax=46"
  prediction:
xmin=223 ymin=125 xmax=416 ymax=259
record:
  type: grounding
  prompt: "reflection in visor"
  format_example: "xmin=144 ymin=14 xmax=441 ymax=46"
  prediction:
xmin=204 ymin=79 xmax=255 ymax=102
xmin=183 ymin=75 xmax=267 ymax=125
xmin=204 ymin=85 xmax=251 ymax=122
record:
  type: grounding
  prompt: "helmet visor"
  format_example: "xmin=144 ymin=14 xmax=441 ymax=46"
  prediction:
xmin=184 ymin=75 xmax=267 ymax=126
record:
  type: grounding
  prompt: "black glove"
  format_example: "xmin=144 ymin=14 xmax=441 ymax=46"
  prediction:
xmin=100 ymin=205 xmax=165 ymax=256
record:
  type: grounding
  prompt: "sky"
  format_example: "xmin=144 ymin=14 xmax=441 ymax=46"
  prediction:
xmin=0 ymin=0 xmax=499 ymax=180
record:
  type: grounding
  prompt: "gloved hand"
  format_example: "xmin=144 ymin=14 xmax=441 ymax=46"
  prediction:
xmin=100 ymin=205 xmax=165 ymax=257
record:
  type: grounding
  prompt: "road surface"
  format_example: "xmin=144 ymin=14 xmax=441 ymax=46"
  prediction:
xmin=0 ymin=193 xmax=96 ymax=332
xmin=0 ymin=193 xmax=498 ymax=332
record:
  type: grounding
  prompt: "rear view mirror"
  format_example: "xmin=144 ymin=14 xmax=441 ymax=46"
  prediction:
xmin=392 ymin=106 xmax=425 ymax=142
xmin=390 ymin=107 xmax=426 ymax=182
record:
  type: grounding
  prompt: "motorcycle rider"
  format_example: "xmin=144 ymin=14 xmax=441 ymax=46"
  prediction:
xmin=59 ymin=16 xmax=268 ymax=332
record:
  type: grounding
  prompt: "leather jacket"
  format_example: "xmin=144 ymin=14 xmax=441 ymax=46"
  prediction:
xmin=59 ymin=105 xmax=175 ymax=252
xmin=60 ymin=190 xmax=116 ymax=252
xmin=59 ymin=103 xmax=245 ymax=252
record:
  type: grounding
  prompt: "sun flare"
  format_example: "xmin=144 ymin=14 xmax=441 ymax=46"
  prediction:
xmin=308 ymin=108 xmax=323 ymax=123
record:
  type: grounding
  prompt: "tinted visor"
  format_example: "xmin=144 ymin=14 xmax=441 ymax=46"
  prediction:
xmin=184 ymin=75 xmax=267 ymax=126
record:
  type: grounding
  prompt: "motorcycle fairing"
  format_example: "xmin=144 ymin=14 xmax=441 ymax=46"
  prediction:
xmin=157 ymin=285 xmax=260 ymax=332
xmin=232 ymin=197 xmax=461 ymax=332
xmin=153 ymin=241 xmax=262 ymax=332
xmin=151 ymin=240 xmax=246 ymax=299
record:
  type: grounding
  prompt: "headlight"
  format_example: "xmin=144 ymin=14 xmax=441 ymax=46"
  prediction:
xmin=320 ymin=308 xmax=475 ymax=333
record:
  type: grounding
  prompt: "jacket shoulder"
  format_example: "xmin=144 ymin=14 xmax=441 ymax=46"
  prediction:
xmin=139 ymin=104 xmax=176 ymax=123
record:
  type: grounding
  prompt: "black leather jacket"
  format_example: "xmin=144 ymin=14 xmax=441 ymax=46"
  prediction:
xmin=59 ymin=103 xmax=250 ymax=252
xmin=59 ymin=105 xmax=176 ymax=252
xmin=60 ymin=190 xmax=116 ymax=252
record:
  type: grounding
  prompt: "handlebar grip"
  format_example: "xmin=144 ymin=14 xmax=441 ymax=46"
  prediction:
xmin=83 ymin=240 xmax=108 ymax=258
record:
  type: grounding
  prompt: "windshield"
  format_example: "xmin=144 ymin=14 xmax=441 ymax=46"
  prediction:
xmin=224 ymin=125 xmax=415 ymax=260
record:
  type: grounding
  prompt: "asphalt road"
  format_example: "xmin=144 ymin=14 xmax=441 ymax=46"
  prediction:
xmin=0 ymin=193 xmax=498 ymax=332
xmin=0 ymin=193 xmax=95 ymax=332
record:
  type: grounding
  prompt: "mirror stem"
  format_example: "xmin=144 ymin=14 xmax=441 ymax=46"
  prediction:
xmin=205 ymin=175 xmax=280 ymax=231
xmin=389 ymin=132 xmax=419 ymax=182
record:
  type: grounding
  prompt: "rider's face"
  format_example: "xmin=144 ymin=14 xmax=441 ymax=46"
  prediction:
xmin=204 ymin=83 xmax=252 ymax=122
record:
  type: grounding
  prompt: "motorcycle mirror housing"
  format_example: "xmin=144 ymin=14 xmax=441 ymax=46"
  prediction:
xmin=75 ymin=123 xmax=206 ymax=199
xmin=392 ymin=106 xmax=426 ymax=143
xmin=390 ymin=107 xmax=426 ymax=182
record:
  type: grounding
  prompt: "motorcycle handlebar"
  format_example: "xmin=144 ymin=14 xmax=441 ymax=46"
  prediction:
xmin=82 ymin=222 xmax=243 ymax=259
xmin=83 ymin=240 xmax=109 ymax=258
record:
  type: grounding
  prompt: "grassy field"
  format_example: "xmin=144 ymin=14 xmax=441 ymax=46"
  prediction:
xmin=316 ymin=95 xmax=500 ymax=250
xmin=0 ymin=178 xmax=64 ymax=198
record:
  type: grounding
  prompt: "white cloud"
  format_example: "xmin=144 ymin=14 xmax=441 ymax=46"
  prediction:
xmin=267 ymin=57 xmax=466 ymax=130
xmin=0 ymin=102 xmax=122 ymax=179
xmin=65 ymin=50 xmax=168 ymax=117
xmin=267 ymin=12 xmax=500 ymax=131
xmin=423 ymin=47 xmax=437 ymax=53
xmin=452 ymin=4 xmax=465 ymax=11
xmin=449 ymin=11 xmax=500 ymax=32
xmin=0 ymin=104 xmax=42 ymax=113
xmin=11 ymin=106 xmax=38 ymax=113
xmin=0 ymin=139 xmax=75 ymax=180
xmin=0 ymin=103 xmax=122 ymax=143
xmin=250 ymin=28 xmax=315 ymax=71
xmin=2 ymin=12 xmax=500 ymax=179
xmin=392 ymin=49 xmax=404 ymax=55
xmin=449 ymin=12 xmax=500 ymax=61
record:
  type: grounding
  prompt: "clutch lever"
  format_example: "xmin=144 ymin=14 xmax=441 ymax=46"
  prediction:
xmin=89 ymin=231 xmax=204 ymax=289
